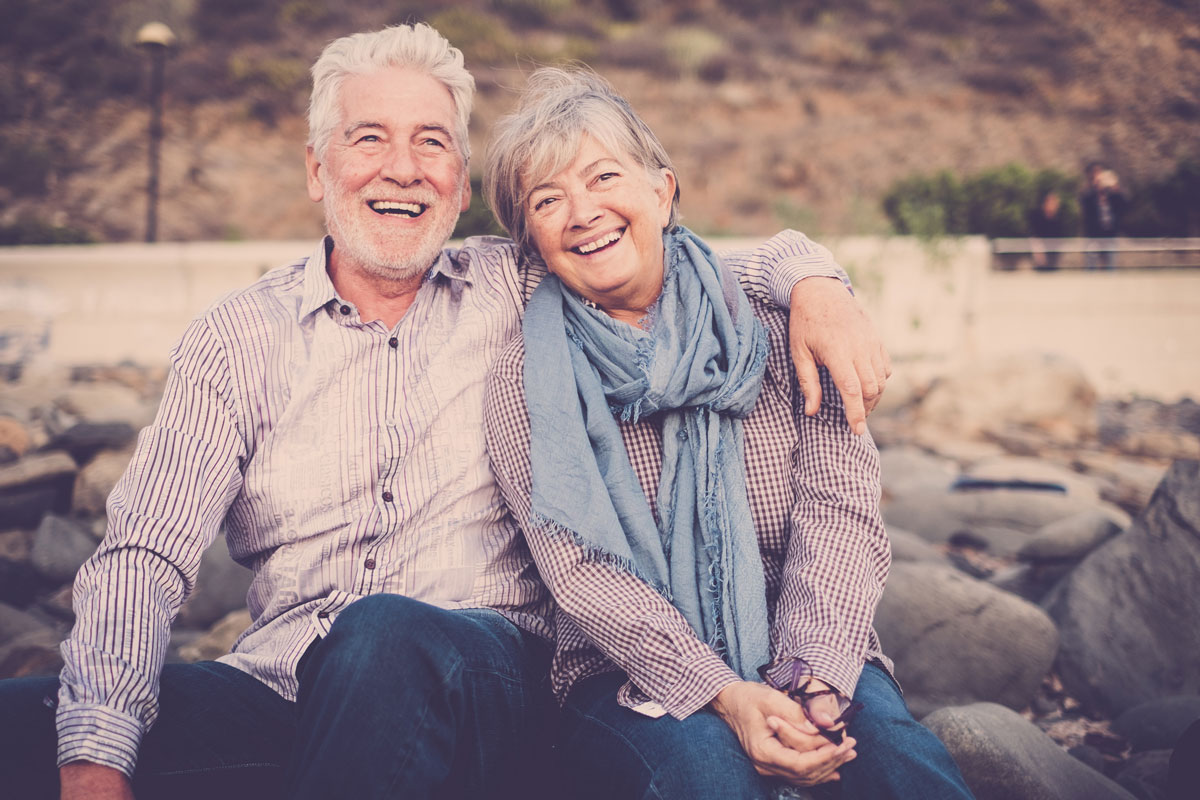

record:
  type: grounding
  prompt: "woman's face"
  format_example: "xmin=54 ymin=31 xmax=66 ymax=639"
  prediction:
xmin=524 ymin=135 xmax=676 ymax=324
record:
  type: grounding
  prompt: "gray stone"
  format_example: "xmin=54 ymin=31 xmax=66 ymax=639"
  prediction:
xmin=964 ymin=456 xmax=1102 ymax=503
xmin=883 ymin=486 xmax=1096 ymax=556
xmin=1113 ymin=696 xmax=1200 ymax=752
xmin=1115 ymin=750 xmax=1172 ymax=800
xmin=987 ymin=562 xmax=1073 ymax=605
xmin=176 ymin=537 xmax=255 ymax=629
xmin=72 ymin=448 xmax=133 ymax=518
xmin=0 ymin=416 xmax=31 ymax=459
xmin=0 ymin=451 xmax=77 ymax=529
xmin=30 ymin=513 xmax=96 ymax=584
xmin=1072 ymin=452 xmax=1169 ymax=516
xmin=888 ymin=526 xmax=947 ymax=563
xmin=0 ymin=627 xmax=64 ymax=679
xmin=0 ymin=558 xmax=46 ymax=606
xmin=0 ymin=601 xmax=49 ymax=640
xmin=53 ymin=384 xmax=155 ymax=430
xmin=879 ymin=445 xmax=957 ymax=499
xmin=921 ymin=702 xmax=1138 ymax=800
xmin=874 ymin=562 xmax=1058 ymax=717
xmin=1045 ymin=460 xmax=1200 ymax=716
xmin=1018 ymin=509 xmax=1124 ymax=562
xmin=50 ymin=421 xmax=137 ymax=463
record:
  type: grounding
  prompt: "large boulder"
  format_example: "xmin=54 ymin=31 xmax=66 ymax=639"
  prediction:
xmin=879 ymin=446 xmax=957 ymax=499
xmin=882 ymin=486 xmax=1096 ymax=556
xmin=0 ymin=451 xmax=77 ymax=530
xmin=30 ymin=514 xmax=97 ymax=585
xmin=911 ymin=353 xmax=1097 ymax=445
xmin=1017 ymin=509 xmax=1125 ymax=563
xmin=874 ymin=562 xmax=1058 ymax=716
xmin=922 ymin=703 xmax=1137 ymax=800
xmin=1045 ymin=460 xmax=1200 ymax=716
xmin=175 ymin=537 xmax=255 ymax=630
xmin=72 ymin=448 xmax=134 ymax=518
xmin=1113 ymin=695 xmax=1200 ymax=752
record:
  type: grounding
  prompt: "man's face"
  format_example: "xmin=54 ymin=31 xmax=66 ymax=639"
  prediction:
xmin=306 ymin=65 xmax=471 ymax=283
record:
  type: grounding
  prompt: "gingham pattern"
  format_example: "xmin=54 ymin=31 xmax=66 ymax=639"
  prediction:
xmin=485 ymin=257 xmax=891 ymax=722
xmin=54 ymin=230 xmax=846 ymax=776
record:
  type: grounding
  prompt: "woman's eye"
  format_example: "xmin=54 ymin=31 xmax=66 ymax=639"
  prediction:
xmin=596 ymin=172 xmax=618 ymax=182
xmin=533 ymin=196 xmax=556 ymax=211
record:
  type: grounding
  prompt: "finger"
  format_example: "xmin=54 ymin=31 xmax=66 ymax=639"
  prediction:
xmin=825 ymin=361 xmax=866 ymax=434
xmin=856 ymin=359 xmax=881 ymax=417
xmin=791 ymin=341 xmax=823 ymax=417
xmin=756 ymin=732 xmax=856 ymax=786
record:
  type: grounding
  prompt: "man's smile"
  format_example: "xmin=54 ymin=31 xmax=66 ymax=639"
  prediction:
xmin=368 ymin=200 xmax=428 ymax=218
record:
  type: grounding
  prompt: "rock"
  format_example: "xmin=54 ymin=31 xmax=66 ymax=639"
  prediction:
xmin=1017 ymin=509 xmax=1124 ymax=562
xmin=176 ymin=538 xmax=255 ymax=630
xmin=49 ymin=421 xmax=137 ymax=464
xmin=963 ymin=456 xmax=1102 ymax=503
xmin=912 ymin=353 xmax=1098 ymax=445
xmin=1072 ymin=452 xmax=1169 ymax=516
xmin=0 ymin=627 xmax=64 ymax=679
xmin=0 ymin=416 xmax=32 ymax=459
xmin=874 ymin=563 xmax=1058 ymax=716
xmin=0 ymin=451 xmax=77 ymax=529
xmin=0 ymin=558 xmax=46 ymax=607
xmin=1168 ymin=721 xmax=1200 ymax=800
xmin=72 ymin=448 xmax=134 ymax=518
xmin=30 ymin=514 xmax=96 ymax=584
xmin=883 ymin=486 xmax=1096 ymax=556
xmin=888 ymin=526 xmax=947 ymax=563
xmin=0 ymin=602 xmax=49 ymax=640
xmin=879 ymin=446 xmax=957 ymax=499
xmin=178 ymin=608 xmax=252 ymax=663
xmin=1115 ymin=750 xmax=1172 ymax=800
xmin=1068 ymin=743 xmax=1107 ymax=774
xmin=1045 ymin=460 xmax=1200 ymax=716
xmin=922 ymin=702 xmax=1138 ymax=800
xmin=1113 ymin=696 xmax=1200 ymax=752
xmin=53 ymin=384 xmax=155 ymax=430
xmin=0 ymin=528 xmax=32 ymax=561
xmin=987 ymin=562 xmax=1073 ymax=604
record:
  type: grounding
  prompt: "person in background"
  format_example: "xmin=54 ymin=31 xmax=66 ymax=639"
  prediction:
xmin=1080 ymin=161 xmax=1128 ymax=269
xmin=1028 ymin=189 xmax=1065 ymax=270
xmin=482 ymin=66 xmax=973 ymax=800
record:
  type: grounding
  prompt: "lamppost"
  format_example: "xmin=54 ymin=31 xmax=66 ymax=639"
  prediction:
xmin=135 ymin=22 xmax=176 ymax=243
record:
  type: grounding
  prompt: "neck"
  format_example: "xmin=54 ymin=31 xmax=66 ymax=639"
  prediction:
xmin=327 ymin=253 xmax=427 ymax=329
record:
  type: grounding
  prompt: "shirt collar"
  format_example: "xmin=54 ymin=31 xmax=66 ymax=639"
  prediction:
xmin=297 ymin=237 xmax=473 ymax=321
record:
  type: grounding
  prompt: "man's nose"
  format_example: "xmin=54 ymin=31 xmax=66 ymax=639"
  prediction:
xmin=380 ymin=144 xmax=421 ymax=185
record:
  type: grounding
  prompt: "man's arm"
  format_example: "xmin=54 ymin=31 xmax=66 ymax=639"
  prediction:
xmin=57 ymin=318 xmax=246 ymax=789
xmin=722 ymin=230 xmax=891 ymax=435
xmin=766 ymin=366 xmax=890 ymax=701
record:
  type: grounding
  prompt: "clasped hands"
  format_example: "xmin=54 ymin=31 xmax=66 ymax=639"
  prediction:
xmin=709 ymin=679 xmax=856 ymax=788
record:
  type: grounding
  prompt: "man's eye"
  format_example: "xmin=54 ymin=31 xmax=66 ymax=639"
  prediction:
xmin=422 ymin=138 xmax=447 ymax=148
xmin=356 ymin=135 xmax=380 ymax=144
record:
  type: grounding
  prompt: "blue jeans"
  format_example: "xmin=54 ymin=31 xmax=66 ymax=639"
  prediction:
xmin=0 ymin=594 xmax=552 ymax=800
xmin=557 ymin=663 xmax=974 ymax=800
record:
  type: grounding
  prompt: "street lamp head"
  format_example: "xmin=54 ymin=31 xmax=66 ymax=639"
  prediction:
xmin=135 ymin=22 xmax=177 ymax=51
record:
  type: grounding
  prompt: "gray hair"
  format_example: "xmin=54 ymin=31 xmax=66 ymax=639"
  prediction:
xmin=307 ymin=24 xmax=475 ymax=162
xmin=483 ymin=67 xmax=680 ymax=254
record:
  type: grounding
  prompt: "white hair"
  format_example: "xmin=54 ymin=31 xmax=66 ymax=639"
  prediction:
xmin=307 ymin=24 xmax=475 ymax=162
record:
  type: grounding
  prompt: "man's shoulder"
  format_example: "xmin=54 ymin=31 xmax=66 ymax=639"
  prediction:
xmin=193 ymin=255 xmax=309 ymax=327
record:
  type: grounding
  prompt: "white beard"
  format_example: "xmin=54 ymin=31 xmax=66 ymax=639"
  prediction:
xmin=323 ymin=174 xmax=462 ymax=283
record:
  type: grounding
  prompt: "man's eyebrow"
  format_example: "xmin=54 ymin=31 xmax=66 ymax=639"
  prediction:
xmin=341 ymin=121 xmax=384 ymax=139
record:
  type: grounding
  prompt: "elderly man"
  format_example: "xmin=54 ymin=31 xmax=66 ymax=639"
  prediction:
xmin=0 ymin=23 xmax=887 ymax=800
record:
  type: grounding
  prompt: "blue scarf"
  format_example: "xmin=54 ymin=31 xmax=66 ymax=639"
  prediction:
xmin=524 ymin=227 xmax=771 ymax=679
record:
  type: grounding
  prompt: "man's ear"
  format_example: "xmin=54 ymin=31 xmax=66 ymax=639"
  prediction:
xmin=459 ymin=169 xmax=472 ymax=213
xmin=305 ymin=146 xmax=324 ymax=203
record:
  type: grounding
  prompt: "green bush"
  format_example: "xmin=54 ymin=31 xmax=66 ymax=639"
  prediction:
xmin=0 ymin=217 xmax=95 ymax=245
xmin=1124 ymin=157 xmax=1200 ymax=237
xmin=882 ymin=163 xmax=1078 ymax=238
xmin=453 ymin=175 xmax=506 ymax=239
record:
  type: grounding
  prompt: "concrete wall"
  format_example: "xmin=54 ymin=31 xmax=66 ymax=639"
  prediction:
xmin=2 ymin=237 xmax=1197 ymax=400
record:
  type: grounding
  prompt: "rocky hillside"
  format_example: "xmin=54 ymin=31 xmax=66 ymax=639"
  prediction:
xmin=2 ymin=0 xmax=1198 ymax=242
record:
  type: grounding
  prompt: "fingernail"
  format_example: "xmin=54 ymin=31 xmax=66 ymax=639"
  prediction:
xmin=854 ymin=421 xmax=866 ymax=435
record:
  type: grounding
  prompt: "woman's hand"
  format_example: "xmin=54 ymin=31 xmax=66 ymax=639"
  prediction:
xmin=709 ymin=681 xmax=856 ymax=787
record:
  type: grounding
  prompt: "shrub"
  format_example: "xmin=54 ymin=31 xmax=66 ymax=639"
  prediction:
xmin=882 ymin=163 xmax=1079 ymax=238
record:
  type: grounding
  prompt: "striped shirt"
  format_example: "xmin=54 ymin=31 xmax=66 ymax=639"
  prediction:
xmin=56 ymin=232 xmax=847 ymax=775
xmin=485 ymin=246 xmax=892 ymax=722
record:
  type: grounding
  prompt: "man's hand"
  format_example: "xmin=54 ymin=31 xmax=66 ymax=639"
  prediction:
xmin=789 ymin=278 xmax=891 ymax=435
xmin=60 ymin=761 xmax=135 ymax=800
xmin=709 ymin=681 xmax=856 ymax=787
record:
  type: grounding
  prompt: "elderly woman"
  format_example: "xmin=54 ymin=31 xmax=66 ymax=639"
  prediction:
xmin=482 ymin=68 xmax=973 ymax=800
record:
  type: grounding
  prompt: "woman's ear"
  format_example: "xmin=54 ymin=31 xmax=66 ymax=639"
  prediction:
xmin=657 ymin=168 xmax=677 ymax=228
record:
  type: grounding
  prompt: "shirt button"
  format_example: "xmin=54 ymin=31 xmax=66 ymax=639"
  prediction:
xmin=364 ymin=558 xmax=376 ymax=570
xmin=339 ymin=304 xmax=351 ymax=315
xmin=382 ymin=491 xmax=394 ymax=502
xmin=317 ymin=611 xmax=329 ymax=619
xmin=388 ymin=337 xmax=398 ymax=348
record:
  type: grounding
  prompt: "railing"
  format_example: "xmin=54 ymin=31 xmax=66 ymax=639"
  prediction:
xmin=991 ymin=238 xmax=1200 ymax=271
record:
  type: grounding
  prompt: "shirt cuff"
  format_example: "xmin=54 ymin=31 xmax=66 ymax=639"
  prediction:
xmin=56 ymin=703 xmax=144 ymax=778
xmin=767 ymin=248 xmax=852 ymax=310
xmin=655 ymin=653 xmax=742 ymax=720
xmin=764 ymin=643 xmax=862 ymax=702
